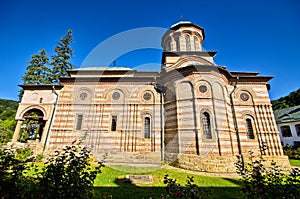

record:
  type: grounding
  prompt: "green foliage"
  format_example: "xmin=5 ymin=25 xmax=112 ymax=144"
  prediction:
xmin=272 ymin=88 xmax=300 ymax=110
xmin=0 ymin=145 xmax=103 ymax=199
xmin=16 ymin=146 xmax=34 ymax=161
xmin=0 ymin=99 xmax=18 ymax=145
xmin=0 ymin=147 xmax=36 ymax=199
xmin=163 ymin=174 xmax=210 ymax=199
xmin=35 ymin=153 xmax=44 ymax=162
xmin=290 ymin=159 xmax=300 ymax=167
xmin=51 ymin=29 xmax=75 ymax=84
xmin=19 ymin=30 xmax=75 ymax=101
xmin=37 ymin=145 xmax=103 ymax=199
xmin=19 ymin=49 xmax=52 ymax=100
xmin=22 ymin=49 xmax=52 ymax=85
xmin=283 ymin=144 xmax=300 ymax=160
xmin=235 ymin=151 xmax=300 ymax=199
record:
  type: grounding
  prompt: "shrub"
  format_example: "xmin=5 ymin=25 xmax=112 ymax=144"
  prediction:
xmin=16 ymin=146 xmax=34 ymax=161
xmin=0 ymin=145 xmax=103 ymax=199
xmin=0 ymin=147 xmax=37 ymax=198
xmin=235 ymin=151 xmax=300 ymax=199
xmin=283 ymin=144 xmax=300 ymax=160
xmin=163 ymin=174 xmax=210 ymax=198
xmin=35 ymin=153 xmax=44 ymax=162
xmin=37 ymin=145 xmax=103 ymax=199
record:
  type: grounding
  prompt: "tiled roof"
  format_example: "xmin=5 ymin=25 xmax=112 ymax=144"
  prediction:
xmin=274 ymin=105 xmax=300 ymax=124
xmin=72 ymin=67 xmax=133 ymax=71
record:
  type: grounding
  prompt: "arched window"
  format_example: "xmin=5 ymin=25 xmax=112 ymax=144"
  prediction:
xmin=202 ymin=112 xmax=212 ymax=139
xmin=194 ymin=36 xmax=200 ymax=50
xmin=167 ymin=40 xmax=172 ymax=51
xmin=246 ymin=118 xmax=255 ymax=139
xmin=111 ymin=116 xmax=117 ymax=131
xmin=144 ymin=117 xmax=151 ymax=138
xmin=175 ymin=37 xmax=180 ymax=51
xmin=185 ymin=35 xmax=191 ymax=51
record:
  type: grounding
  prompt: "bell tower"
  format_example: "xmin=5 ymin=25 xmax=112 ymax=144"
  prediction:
xmin=161 ymin=21 xmax=216 ymax=73
xmin=161 ymin=21 xmax=205 ymax=52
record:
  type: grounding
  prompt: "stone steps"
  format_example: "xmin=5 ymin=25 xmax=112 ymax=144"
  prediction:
xmin=93 ymin=151 xmax=161 ymax=165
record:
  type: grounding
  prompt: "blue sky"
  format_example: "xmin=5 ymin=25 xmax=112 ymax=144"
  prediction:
xmin=1 ymin=0 xmax=299 ymax=101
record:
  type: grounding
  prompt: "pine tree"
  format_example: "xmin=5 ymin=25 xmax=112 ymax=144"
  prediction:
xmin=50 ymin=29 xmax=75 ymax=84
xmin=22 ymin=49 xmax=52 ymax=85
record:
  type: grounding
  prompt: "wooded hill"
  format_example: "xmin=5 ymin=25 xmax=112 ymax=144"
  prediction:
xmin=271 ymin=88 xmax=300 ymax=110
xmin=0 ymin=98 xmax=18 ymax=144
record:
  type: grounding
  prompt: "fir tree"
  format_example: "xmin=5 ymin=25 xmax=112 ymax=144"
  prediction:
xmin=51 ymin=29 xmax=75 ymax=84
xmin=22 ymin=49 xmax=52 ymax=85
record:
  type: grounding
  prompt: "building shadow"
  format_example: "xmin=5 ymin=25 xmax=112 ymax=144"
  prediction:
xmin=93 ymin=177 xmax=242 ymax=199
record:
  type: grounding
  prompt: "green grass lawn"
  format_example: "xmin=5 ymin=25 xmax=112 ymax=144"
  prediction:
xmin=289 ymin=159 xmax=300 ymax=167
xmin=93 ymin=165 xmax=242 ymax=199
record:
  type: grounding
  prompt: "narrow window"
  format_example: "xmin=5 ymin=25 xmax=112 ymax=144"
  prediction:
xmin=246 ymin=119 xmax=255 ymax=139
xmin=144 ymin=117 xmax=151 ymax=138
xmin=167 ymin=40 xmax=172 ymax=51
xmin=111 ymin=116 xmax=117 ymax=131
xmin=194 ymin=36 xmax=200 ymax=50
xmin=202 ymin=112 xmax=212 ymax=139
xmin=76 ymin=114 xmax=83 ymax=130
xmin=281 ymin=125 xmax=292 ymax=137
xmin=175 ymin=37 xmax=180 ymax=51
xmin=295 ymin=124 xmax=300 ymax=137
xmin=185 ymin=35 xmax=190 ymax=51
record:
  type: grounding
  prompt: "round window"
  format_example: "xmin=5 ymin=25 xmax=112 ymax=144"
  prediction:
xmin=240 ymin=93 xmax=250 ymax=101
xmin=199 ymin=85 xmax=207 ymax=93
xmin=112 ymin=92 xmax=120 ymax=100
xmin=143 ymin=92 xmax=152 ymax=101
xmin=79 ymin=92 xmax=88 ymax=101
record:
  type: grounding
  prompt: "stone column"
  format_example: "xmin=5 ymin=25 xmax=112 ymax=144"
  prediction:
xmin=40 ymin=119 xmax=51 ymax=147
xmin=12 ymin=120 xmax=23 ymax=142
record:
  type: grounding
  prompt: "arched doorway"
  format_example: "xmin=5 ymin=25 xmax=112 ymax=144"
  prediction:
xmin=18 ymin=109 xmax=45 ymax=142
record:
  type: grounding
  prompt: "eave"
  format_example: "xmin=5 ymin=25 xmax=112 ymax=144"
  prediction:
xmin=18 ymin=84 xmax=64 ymax=90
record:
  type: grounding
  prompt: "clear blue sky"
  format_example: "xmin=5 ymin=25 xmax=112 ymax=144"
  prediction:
xmin=1 ymin=0 xmax=299 ymax=101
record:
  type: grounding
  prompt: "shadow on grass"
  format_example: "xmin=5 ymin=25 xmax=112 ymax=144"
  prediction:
xmin=94 ymin=177 xmax=242 ymax=199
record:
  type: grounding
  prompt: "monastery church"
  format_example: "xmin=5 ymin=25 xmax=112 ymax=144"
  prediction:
xmin=12 ymin=21 xmax=290 ymax=172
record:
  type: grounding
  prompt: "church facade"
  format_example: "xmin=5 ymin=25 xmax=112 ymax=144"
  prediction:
xmin=12 ymin=21 xmax=290 ymax=172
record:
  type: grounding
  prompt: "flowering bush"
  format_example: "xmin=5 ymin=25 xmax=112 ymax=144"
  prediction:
xmin=235 ymin=151 xmax=300 ymax=199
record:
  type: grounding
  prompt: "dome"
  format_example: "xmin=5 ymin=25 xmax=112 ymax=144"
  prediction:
xmin=162 ymin=21 xmax=205 ymax=52
xmin=170 ymin=21 xmax=193 ymax=28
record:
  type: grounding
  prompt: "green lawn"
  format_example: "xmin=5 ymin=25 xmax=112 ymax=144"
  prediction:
xmin=93 ymin=165 xmax=242 ymax=199
xmin=289 ymin=159 xmax=300 ymax=167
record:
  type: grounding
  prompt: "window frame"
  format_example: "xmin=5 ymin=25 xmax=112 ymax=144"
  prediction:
xmin=111 ymin=115 xmax=117 ymax=132
xmin=175 ymin=37 xmax=180 ymax=51
xmin=185 ymin=35 xmax=191 ymax=51
xmin=76 ymin=114 xmax=83 ymax=131
xmin=143 ymin=116 xmax=151 ymax=139
xmin=202 ymin=112 xmax=212 ymax=139
xmin=194 ymin=36 xmax=200 ymax=50
xmin=246 ymin=118 xmax=255 ymax=139
xmin=295 ymin=124 xmax=300 ymax=137
xmin=281 ymin=125 xmax=292 ymax=137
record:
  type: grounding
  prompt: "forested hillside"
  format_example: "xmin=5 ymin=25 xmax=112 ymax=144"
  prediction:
xmin=271 ymin=88 xmax=300 ymax=110
xmin=0 ymin=99 xmax=18 ymax=144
